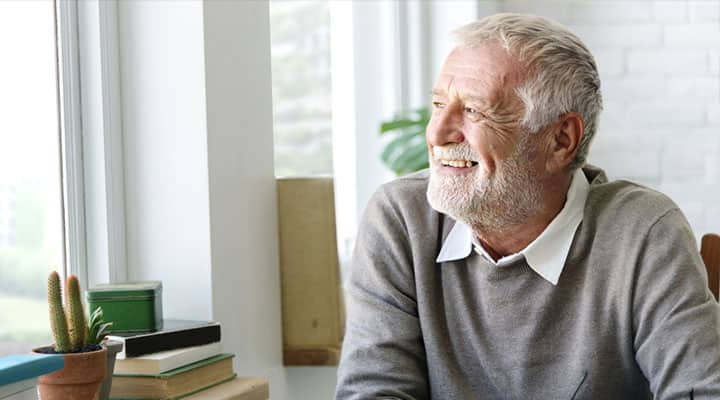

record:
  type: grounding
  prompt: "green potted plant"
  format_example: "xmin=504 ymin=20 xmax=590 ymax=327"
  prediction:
xmin=379 ymin=107 xmax=431 ymax=176
xmin=33 ymin=271 xmax=114 ymax=400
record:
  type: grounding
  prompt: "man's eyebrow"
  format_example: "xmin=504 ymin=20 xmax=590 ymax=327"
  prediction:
xmin=430 ymin=89 xmax=491 ymax=108
xmin=462 ymin=94 xmax=492 ymax=107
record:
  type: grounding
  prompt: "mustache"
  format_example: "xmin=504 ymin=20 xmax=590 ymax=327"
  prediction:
xmin=432 ymin=143 xmax=480 ymax=161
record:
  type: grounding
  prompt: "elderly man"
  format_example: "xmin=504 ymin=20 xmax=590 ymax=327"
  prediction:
xmin=336 ymin=13 xmax=720 ymax=400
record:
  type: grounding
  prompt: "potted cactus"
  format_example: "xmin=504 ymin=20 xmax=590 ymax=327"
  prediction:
xmin=33 ymin=271 xmax=114 ymax=400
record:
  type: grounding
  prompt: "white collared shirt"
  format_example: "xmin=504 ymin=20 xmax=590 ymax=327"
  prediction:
xmin=435 ymin=168 xmax=590 ymax=285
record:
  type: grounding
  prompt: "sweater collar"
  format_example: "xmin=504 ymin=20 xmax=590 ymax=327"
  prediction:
xmin=435 ymin=168 xmax=590 ymax=285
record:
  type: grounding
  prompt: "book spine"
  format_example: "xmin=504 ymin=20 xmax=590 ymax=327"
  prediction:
xmin=124 ymin=325 xmax=221 ymax=357
xmin=0 ymin=356 xmax=64 ymax=386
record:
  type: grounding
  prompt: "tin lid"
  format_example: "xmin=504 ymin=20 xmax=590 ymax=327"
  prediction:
xmin=87 ymin=281 xmax=162 ymax=300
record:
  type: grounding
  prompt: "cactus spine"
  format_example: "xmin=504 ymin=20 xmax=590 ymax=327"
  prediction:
xmin=65 ymin=275 xmax=87 ymax=350
xmin=47 ymin=272 xmax=89 ymax=352
xmin=48 ymin=271 xmax=72 ymax=352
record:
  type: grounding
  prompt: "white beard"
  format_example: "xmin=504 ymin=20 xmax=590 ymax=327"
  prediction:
xmin=426 ymin=136 xmax=543 ymax=232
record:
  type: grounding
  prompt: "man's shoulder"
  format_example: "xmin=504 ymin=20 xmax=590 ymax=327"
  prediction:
xmin=373 ymin=169 xmax=430 ymax=205
xmin=365 ymin=169 xmax=434 ymax=223
xmin=585 ymin=166 xmax=680 ymax=226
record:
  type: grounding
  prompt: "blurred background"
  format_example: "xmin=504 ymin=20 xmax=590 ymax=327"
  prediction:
xmin=0 ymin=0 xmax=65 ymax=354
xmin=269 ymin=0 xmax=719 ymax=271
xmin=0 ymin=1 xmax=717 ymax=397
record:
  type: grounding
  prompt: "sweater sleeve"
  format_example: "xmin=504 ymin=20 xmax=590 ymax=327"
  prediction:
xmin=632 ymin=208 xmax=720 ymax=399
xmin=335 ymin=187 xmax=429 ymax=400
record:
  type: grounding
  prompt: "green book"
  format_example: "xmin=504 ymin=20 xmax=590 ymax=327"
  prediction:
xmin=110 ymin=353 xmax=236 ymax=400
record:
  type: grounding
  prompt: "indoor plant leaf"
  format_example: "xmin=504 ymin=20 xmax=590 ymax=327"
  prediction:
xmin=379 ymin=106 xmax=431 ymax=176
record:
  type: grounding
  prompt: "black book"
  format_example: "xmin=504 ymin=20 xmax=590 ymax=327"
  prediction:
xmin=107 ymin=320 xmax=222 ymax=358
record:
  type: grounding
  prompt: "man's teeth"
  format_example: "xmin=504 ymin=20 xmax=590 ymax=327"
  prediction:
xmin=440 ymin=159 xmax=476 ymax=168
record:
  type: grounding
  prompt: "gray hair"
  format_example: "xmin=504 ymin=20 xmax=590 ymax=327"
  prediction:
xmin=453 ymin=13 xmax=603 ymax=170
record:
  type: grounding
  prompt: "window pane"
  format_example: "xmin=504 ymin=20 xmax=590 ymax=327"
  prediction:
xmin=0 ymin=0 xmax=64 ymax=355
xmin=270 ymin=1 xmax=333 ymax=177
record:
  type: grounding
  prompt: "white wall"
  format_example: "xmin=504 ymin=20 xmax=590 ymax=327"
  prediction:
xmin=118 ymin=0 xmax=213 ymax=321
xmin=351 ymin=1 xmax=399 ymax=244
xmin=429 ymin=1 xmax=489 ymax=81
xmin=116 ymin=1 xmax=336 ymax=398
xmin=202 ymin=0 xmax=282 ymax=379
xmin=478 ymin=0 xmax=720 ymax=238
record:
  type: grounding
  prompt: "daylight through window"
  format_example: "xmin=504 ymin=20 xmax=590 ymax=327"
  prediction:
xmin=0 ymin=0 xmax=65 ymax=355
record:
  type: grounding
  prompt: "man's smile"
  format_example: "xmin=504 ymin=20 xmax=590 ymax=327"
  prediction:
xmin=436 ymin=160 xmax=480 ymax=175
xmin=438 ymin=159 xmax=479 ymax=168
xmin=435 ymin=157 xmax=480 ymax=175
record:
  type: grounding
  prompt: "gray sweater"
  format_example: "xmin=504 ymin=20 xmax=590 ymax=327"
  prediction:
xmin=336 ymin=166 xmax=720 ymax=399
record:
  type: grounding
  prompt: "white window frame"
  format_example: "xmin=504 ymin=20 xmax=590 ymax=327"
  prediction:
xmin=55 ymin=0 xmax=128 ymax=288
xmin=55 ymin=0 xmax=478 ymax=289
xmin=330 ymin=1 xmax=405 ymax=269
xmin=55 ymin=0 xmax=85 ymax=282
xmin=330 ymin=1 xmax=479 ymax=276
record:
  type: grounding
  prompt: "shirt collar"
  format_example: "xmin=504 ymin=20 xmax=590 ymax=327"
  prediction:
xmin=435 ymin=168 xmax=590 ymax=285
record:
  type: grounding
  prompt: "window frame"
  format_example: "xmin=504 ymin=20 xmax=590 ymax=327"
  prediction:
xmin=55 ymin=0 xmax=85 ymax=282
xmin=55 ymin=0 xmax=128 ymax=288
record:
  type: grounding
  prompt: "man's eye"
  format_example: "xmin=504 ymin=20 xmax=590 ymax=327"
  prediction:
xmin=432 ymin=101 xmax=445 ymax=109
xmin=465 ymin=107 xmax=486 ymax=121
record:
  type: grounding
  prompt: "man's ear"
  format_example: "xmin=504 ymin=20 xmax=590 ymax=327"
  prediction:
xmin=547 ymin=112 xmax=584 ymax=172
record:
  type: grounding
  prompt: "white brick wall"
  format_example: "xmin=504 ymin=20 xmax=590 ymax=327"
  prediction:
xmin=689 ymin=1 xmax=720 ymax=22
xmin=570 ymin=2 xmax=654 ymax=23
xmin=711 ymin=51 xmax=720 ymax=73
xmin=626 ymin=49 xmax=707 ymax=74
xmin=569 ymin=24 xmax=665 ymax=47
xmin=592 ymin=49 xmax=624 ymax=77
xmin=501 ymin=0 xmax=572 ymax=22
xmin=710 ymin=103 xmax=720 ymax=125
xmin=653 ymin=1 xmax=688 ymax=22
xmin=665 ymin=23 xmax=720 ymax=46
xmin=484 ymin=0 xmax=720 ymax=238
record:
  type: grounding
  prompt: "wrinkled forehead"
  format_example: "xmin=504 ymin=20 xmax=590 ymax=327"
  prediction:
xmin=433 ymin=44 xmax=524 ymax=102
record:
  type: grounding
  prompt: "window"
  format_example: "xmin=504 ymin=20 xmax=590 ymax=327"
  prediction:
xmin=270 ymin=1 xmax=333 ymax=177
xmin=268 ymin=1 xmax=397 ymax=270
xmin=0 ymin=0 xmax=65 ymax=355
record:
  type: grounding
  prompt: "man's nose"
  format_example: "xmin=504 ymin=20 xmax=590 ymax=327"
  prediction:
xmin=426 ymin=106 xmax=465 ymax=146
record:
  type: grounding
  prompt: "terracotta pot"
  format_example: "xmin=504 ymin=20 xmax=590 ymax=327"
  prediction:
xmin=34 ymin=345 xmax=107 ymax=400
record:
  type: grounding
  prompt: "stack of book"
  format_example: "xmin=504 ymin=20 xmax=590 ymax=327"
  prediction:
xmin=108 ymin=320 xmax=268 ymax=400
xmin=0 ymin=354 xmax=64 ymax=400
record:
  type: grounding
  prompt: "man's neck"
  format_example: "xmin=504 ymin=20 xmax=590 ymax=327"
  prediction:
xmin=472 ymin=173 xmax=572 ymax=261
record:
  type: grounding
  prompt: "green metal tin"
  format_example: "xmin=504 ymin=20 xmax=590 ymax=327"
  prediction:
xmin=86 ymin=281 xmax=163 ymax=333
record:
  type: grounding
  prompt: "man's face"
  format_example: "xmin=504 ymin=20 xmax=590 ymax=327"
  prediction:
xmin=426 ymin=44 xmax=546 ymax=230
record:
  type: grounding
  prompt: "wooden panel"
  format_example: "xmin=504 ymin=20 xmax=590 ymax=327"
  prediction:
xmin=283 ymin=347 xmax=341 ymax=366
xmin=701 ymin=233 xmax=720 ymax=301
xmin=276 ymin=178 xmax=344 ymax=366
